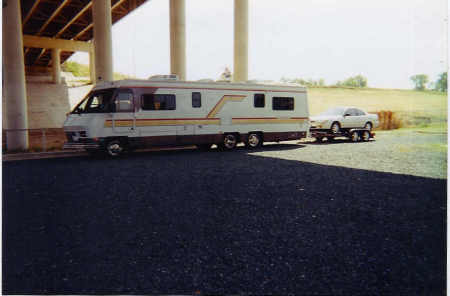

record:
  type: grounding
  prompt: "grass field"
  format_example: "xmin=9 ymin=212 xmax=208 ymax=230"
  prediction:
xmin=308 ymin=87 xmax=447 ymax=130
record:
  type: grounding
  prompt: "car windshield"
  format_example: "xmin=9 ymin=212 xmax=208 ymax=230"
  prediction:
xmin=317 ymin=107 xmax=347 ymax=116
xmin=71 ymin=88 xmax=116 ymax=114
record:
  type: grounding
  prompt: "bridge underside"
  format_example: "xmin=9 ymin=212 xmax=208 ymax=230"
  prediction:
xmin=21 ymin=0 xmax=148 ymax=71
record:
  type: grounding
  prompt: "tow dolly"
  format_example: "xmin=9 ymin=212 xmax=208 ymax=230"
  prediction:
xmin=310 ymin=128 xmax=375 ymax=142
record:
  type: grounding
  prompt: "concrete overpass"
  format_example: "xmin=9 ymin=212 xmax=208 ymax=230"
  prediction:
xmin=3 ymin=0 xmax=250 ymax=150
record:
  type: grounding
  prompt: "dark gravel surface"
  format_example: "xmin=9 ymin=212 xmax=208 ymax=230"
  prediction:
xmin=3 ymin=145 xmax=446 ymax=294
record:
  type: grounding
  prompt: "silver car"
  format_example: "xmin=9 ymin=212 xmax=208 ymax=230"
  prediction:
xmin=310 ymin=106 xmax=379 ymax=134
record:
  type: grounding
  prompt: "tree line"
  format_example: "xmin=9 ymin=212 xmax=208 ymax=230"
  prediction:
xmin=281 ymin=75 xmax=368 ymax=88
xmin=410 ymin=72 xmax=447 ymax=92
xmin=281 ymin=72 xmax=447 ymax=92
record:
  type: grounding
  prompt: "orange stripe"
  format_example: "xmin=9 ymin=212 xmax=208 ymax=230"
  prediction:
xmin=206 ymin=95 xmax=246 ymax=118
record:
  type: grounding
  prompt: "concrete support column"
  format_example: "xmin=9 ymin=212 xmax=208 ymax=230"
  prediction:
xmin=233 ymin=0 xmax=248 ymax=82
xmin=2 ymin=0 xmax=29 ymax=150
xmin=52 ymin=48 xmax=61 ymax=84
xmin=89 ymin=46 xmax=96 ymax=83
xmin=92 ymin=0 xmax=113 ymax=82
xmin=169 ymin=0 xmax=186 ymax=80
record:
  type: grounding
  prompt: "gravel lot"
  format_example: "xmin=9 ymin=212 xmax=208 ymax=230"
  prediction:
xmin=3 ymin=131 xmax=446 ymax=294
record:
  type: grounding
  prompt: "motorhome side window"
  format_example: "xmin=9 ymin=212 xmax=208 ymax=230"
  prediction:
xmin=115 ymin=90 xmax=134 ymax=112
xmin=254 ymin=94 xmax=265 ymax=108
xmin=272 ymin=97 xmax=294 ymax=110
xmin=141 ymin=94 xmax=176 ymax=110
xmin=192 ymin=92 xmax=201 ymax=108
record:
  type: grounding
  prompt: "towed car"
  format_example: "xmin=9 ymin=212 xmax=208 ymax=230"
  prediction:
xmin=310 ymin=106 xmax=379 ymax=134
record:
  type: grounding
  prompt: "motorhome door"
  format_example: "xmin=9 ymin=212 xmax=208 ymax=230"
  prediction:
xmin=111 ymin=89 xmax=136 ymax=134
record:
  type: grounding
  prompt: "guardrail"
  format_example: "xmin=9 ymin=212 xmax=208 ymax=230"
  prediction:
xmin=3 ymin=128 xmax=66 ymax=152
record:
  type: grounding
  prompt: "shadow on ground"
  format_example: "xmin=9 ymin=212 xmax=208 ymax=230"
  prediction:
xmin=3 ymin=145 xmax=446 ymax=294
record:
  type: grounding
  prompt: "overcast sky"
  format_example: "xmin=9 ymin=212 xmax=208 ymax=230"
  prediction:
xmin=70 ymin=0 xmax=448 ymax=89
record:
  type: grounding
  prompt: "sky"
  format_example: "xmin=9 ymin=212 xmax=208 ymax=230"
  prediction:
xmin=69 ymin=0 xmax=448 ymax=89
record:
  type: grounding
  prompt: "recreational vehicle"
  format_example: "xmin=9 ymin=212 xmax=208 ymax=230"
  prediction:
xmin=63 ymin=78 xmax=309 ymax=156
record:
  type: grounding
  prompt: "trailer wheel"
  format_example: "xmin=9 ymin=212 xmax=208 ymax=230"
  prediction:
xmin=362 ymin=130 xmax=371 ymax=141
xmin=331 ymin=122 xmax=341 ymax=134
xmin=106 ymin=139 xmax=125 ymax=156
xmin=350 ymin=131 xmax=360 ymax=142
xmin=222 ymin=134 xmax=237 ymax=150
xmin=246 ymin=133 xmax=262 ymax=148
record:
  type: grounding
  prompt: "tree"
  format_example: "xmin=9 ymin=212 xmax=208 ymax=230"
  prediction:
xmin=410 ymin=74 xmax=429 ymax=91
xmin=338 ymin=75 xmax=368 ymax=88
xmin=62 ymin=61 xmax=89 ymax=77
xmin=434 ymin=72 xmax=447 ymax=92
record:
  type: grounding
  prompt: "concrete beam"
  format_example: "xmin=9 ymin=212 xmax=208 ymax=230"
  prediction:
xmin=169 ymin=0 xmax=186 ymax=80
xmin=233 ymin=0 xmax=249 ymax=82
xmin=23 ymin=35 xmax=92 ymax=52
xmin=73 ymin=0 xmax=127 ymax=41
xmin=36 ymin=0 xmax=71 ymax=36
xmin=89 ymin=47 xmax=96 ymax=83
xmin=92 ymin=0 xmax=114 ymax=82
xmin=52 ymin=48 xmax=61 ymax=84
xmin=55 ymin=2 xmax=93 ymax=38
xmin=22 ymin=0 xmax=42 ymax=28
xmin=3 ymin=0 xmax=29 ymax=150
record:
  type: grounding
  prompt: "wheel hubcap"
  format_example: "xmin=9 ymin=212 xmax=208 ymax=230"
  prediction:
xmin=108 ymin=142 xmax=123 ymax=155
xmin=248 ymin=134 xmax=260 ymax=147
xmin=352 ymin=132 xmax=359 ymax=141
xmin=224 ymin=135 xmax=236 ymax=149
xmin=365 ymin=123 xmax=372 ymax=130
xmin=332 ymin=124 xmax=339 ymax=133
xmin=363 ymin=131 xmax=370 ymax=141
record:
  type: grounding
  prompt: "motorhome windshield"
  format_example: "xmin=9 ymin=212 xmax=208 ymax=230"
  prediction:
xmin=71 ymin=88 xmax=116 ymax=114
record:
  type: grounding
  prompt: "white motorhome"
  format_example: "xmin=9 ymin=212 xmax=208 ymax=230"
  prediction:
xmin=63 ymin=78 xmax=309 ymax=156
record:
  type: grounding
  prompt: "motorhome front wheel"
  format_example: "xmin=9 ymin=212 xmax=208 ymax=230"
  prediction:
xmin=106 ymin=140 xmax=124 ymax=156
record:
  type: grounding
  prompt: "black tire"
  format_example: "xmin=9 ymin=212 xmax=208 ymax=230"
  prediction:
xmin=105 ymin=139 xmax=125 ymax=156
xmin=221 ymin=134 xmax=238 ymax=150
xmin=246 ymin=133 xmax=262 ymax=148
xmin=331 ymin=122 xmax=341 ymax=134
xmin=364 ymin=122 xmax=373 ymax=131
xmin=350 ymin=131 xmax=360 ymax=142
xmin=327 ymin=136 xmax=335 ymax=142
xmin=362 ymin=130 xmax=371 ymax=141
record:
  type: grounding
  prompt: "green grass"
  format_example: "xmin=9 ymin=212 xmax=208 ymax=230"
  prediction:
xmin=308 ymin=87 xmax=447 ymax=127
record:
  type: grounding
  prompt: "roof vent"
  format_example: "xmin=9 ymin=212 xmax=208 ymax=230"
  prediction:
xmin=148 ymin=74 xmax=179 ymax=81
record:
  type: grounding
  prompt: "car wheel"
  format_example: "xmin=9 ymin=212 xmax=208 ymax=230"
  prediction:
xmin=246 ymin=133 xmax=262 ymax=148
xmin=350 ymin=131 xmax=360 ymax=142
xmin=331 ymin=122 xmax=341 ymax=134
xmin=364 ymin=122 xmax=372 ymax=131
xmin=106 ymin=139 xmax=124 ymax=156
xmin=362 ymin=130 xmax=371 ymax=141
xmin=222 ymin=134 xmax=237 ymax=150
